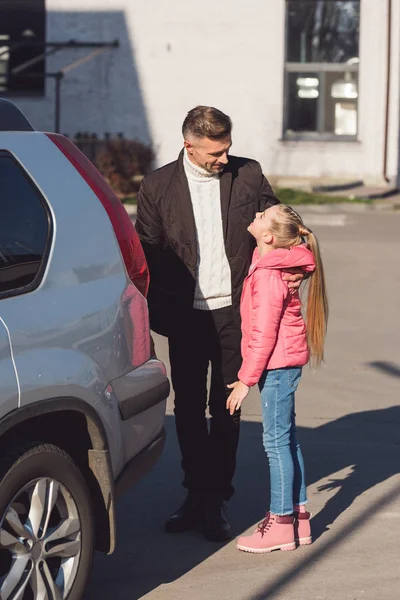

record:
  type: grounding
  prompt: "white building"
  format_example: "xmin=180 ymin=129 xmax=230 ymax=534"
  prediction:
xmin=1 ymin=0 xmax=399 ymax=185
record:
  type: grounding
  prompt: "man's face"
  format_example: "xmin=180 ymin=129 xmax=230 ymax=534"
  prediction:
xmin=184 ymin=135 xmax=232 ymax=174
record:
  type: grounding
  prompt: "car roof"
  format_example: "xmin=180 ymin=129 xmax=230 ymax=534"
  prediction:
xmin=0 ymin=99 xmax=34 ymax=132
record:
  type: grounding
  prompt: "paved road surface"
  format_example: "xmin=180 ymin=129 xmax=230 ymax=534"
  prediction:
xmin=85 ymin=209 xmax=400 ymax=600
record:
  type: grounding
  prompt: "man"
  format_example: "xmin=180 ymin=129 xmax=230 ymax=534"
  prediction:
xmin=136 ymin=106 xmax=301 ymax=541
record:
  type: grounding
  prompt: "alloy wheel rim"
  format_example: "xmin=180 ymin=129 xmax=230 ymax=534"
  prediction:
xmin=0 ymin=477 xmax=82 ymax=599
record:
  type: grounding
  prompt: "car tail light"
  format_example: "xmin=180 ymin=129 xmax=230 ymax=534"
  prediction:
xmin=47 ymin=133 xmax=149 ymax=297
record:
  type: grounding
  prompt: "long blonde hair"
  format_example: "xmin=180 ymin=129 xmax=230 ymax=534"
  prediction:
xmin=269 ymin=205 xmax=329 ymax=366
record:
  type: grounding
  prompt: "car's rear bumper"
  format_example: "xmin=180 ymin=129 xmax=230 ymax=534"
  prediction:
xmin=119 ymin=377 xmax=170 ymax=420
xmin=114 ymin=427 xmax=166 ymax=499
xmin=112 ymin=358 xmax=170 ymax=421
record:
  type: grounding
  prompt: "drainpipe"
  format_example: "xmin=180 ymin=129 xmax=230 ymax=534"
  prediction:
xmin=397 ymin=7 xmax=400 ymax=189
xmin=383 ymin=0 xmax=392 ymax=183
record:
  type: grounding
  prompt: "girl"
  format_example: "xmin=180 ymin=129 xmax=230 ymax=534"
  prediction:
xmin=226 ymin=204 xmax=328 ymax=553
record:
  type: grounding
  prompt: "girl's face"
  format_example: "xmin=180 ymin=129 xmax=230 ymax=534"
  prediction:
xmin=248 ymin=205 xmax=279 ymax=243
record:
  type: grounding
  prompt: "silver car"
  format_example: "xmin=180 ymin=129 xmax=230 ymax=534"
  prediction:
xmin=0 ymin=99 xmax=169 ymax=600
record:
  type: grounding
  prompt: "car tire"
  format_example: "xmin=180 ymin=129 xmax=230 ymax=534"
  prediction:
xmin=0 ymin=442 xmax=94 ymax=600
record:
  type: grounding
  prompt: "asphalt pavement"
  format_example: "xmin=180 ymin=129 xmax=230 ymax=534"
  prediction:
xmin=85 ymin=208 xmax=400 ymax=600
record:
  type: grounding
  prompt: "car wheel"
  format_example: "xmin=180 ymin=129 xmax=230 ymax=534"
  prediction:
xmin=0 ymin=442 xmax=94 ymax=600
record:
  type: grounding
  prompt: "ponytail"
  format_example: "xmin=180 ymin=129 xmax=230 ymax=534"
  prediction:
xmin=270 ymin=204 xmax=329 ymax=367
xmin=301 ymin=228 xmax=329 ymax=366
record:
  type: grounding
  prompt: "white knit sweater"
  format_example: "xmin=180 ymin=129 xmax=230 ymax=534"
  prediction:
xmin=183 ymin=150 xmax=232 ymax=310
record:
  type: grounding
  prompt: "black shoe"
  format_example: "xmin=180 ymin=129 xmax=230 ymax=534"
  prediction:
xmin=165 ymin=494 xmax=203 ymax=533
xmin=203 ymin=495 xmax=232 ymax=542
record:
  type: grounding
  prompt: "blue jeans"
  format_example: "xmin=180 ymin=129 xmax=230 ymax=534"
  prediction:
xmin=259 ymin=367 xmax=307 ymax=515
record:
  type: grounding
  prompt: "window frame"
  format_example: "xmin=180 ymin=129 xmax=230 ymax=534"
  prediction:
xmin=282 ymin=1 xmax=360 ymax=142
xmin=0 ymin=0 xmax=46 ymax=97
xmin=0 ymin=150 xmax=53 ymax=299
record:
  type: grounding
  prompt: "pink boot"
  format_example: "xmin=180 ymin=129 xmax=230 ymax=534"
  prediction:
xmin=236 ymin=513 xmax=296 ymax=553
xmin=294 ymin=504 xmax=312 ymax=546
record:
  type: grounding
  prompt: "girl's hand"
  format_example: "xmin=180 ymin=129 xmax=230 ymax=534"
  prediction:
xmin=226 ymin=381 xmax=250 ymax=415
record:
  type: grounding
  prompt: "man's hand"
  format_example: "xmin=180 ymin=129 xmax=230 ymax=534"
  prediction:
xmin=282 ymin=267 xmax=305 ymax=294
xmin=226 ymin=381 xmax=250 ymax=415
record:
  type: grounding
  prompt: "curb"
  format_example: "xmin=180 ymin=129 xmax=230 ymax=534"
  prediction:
xmin=123 ymin=200 xmax=400 ymax=220
xmin=293 ymin=200 xmax=400 ymax=213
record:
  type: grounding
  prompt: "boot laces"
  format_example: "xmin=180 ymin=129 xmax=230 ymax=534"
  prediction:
xmin=257 ymin=512 xmax=274 ymax=536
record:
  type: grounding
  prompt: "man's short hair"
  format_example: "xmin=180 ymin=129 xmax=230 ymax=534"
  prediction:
xmin=182 ymin=106 xmax=232 ymax=140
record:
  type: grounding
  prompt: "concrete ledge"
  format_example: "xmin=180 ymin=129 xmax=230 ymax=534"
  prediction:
xmin=294 ymin=199 xmax=400 ymax=213
xmin=317 ymin=184 xmax=399 ymax=201
xmin=362 ymin=187 xmax=399 ymax=199
xmin=312 ymin=180 xmax=364 ymax=193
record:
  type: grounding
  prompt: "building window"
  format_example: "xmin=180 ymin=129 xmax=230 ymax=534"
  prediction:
xmin=0 ymin=0 xmax=45 ymax=96
xmin=284 ymin=1 xmax=360 ymax=140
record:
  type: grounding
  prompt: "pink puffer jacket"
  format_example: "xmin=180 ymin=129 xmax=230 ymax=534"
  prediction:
xmin=238 ymin=245 xmax=315 ymax=387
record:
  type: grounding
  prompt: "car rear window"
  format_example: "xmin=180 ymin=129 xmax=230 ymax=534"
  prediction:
xmin=0 ymin=152 xmax=51 ymax=296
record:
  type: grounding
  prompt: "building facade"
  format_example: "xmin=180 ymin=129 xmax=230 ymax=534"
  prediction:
xmin=1 ymin=0 xmax=399 ymax=184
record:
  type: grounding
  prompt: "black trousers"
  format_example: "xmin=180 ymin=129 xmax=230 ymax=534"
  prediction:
xmin=168 ymin=305 xmax=242 ymax=501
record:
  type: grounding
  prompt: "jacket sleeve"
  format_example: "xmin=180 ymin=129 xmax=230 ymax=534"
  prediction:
xmin=135 ymin=176 xmax=163 ymax=248
xmin=238 ymin=271 xmax=286 ymax=387
xmin=256 ymin=162 xmax=280 ymax=212
xmin=135 ymin=176 xmax=167 ymax=285
xmin=135 ymin=176 xmax=176 ymax=337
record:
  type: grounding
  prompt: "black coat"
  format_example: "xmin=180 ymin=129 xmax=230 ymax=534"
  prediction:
xmin=136 ymin=150 xmax=279 ymax=336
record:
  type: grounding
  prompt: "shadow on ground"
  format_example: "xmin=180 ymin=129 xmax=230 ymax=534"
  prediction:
xmin=368 ymin=360 xmax=400 ymax=379
xmin=84 ymin=403 xmax=400 ymax=599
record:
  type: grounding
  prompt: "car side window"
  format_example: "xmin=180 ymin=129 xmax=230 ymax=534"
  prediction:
xmin=0 ymin=153 xmax=51 ymax=296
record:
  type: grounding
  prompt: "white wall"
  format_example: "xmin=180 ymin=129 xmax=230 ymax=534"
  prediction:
xmin=13 ymin=0 xmax=400 ymax=181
